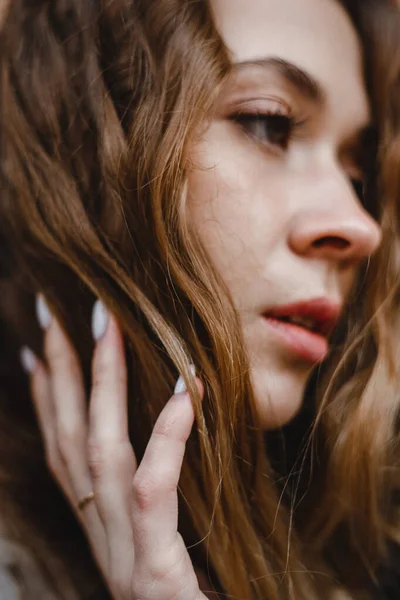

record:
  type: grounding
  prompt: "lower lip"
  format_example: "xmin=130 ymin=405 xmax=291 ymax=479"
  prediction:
xmin=262 ymin=316 xmax=329 ymax=363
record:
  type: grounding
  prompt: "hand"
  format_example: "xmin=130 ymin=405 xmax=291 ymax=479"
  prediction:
xmin=20 ymin=295 xmax=209 ymax=600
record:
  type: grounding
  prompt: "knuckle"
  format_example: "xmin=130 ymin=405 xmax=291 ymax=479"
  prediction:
xmin=46 ymin=342 xmax=78 ymax=376
xmin=152 ymin=418 xmax=186 ymax=445
xmin=112 ymin=368 xmax=127 ymax=391
xmin=132 ymin=475 xmax=160 ymax=511
xmin=87 ymin=439 xmax=132 ymax=481
xmin=132 ymin=472 xmax=176 ymax=512
xmin=90 ymin=374 xmax=104 ymax=401
xmin=91 ymin=352 xmax=127 ymax=397
xmin=87 ymin=439 xmax=108 ymax=481
xmin=90 ymin=368 xmax=104 ymax=398
xmin=57 ymin=429 xmax=83 ymax=464
xmin=152 ymin=419 xmax=174 ymax=440
xmin=152 ymin=414 xmax=187 ymax=445
xmin=133 ymin=544 xmax=195 ymax=597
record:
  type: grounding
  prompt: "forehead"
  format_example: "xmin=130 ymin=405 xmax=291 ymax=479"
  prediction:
xmin=211 ymin=0 xmax=370 ymax=129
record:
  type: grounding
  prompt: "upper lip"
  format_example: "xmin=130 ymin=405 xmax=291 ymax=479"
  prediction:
xmin=263 ymin=297 xmax=342 ymax=337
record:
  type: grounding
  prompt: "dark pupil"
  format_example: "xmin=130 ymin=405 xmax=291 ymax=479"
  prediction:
xmin=352 ymin=179 xmax=364 ymax=201
xmin=354 ymin=126 xmax=379 ymax=218
xmin=244 ymin=114 xmax=291 ymax=149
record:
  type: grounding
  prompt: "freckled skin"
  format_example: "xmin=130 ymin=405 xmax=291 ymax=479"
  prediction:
xmin=187 ymin=0 xmax=382 ymax=428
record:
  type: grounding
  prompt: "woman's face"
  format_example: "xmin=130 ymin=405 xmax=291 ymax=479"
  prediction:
xmin=187 ymin=0 xmax=382 ymax=428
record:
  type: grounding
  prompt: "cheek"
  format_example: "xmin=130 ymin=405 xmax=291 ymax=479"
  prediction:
xmin=186 ymin=126 xmax=316 ymax=429
xmin=186 ymin=125 xmax=284 ymax=290
xmin=187 ymin=140 xmax=252 ymax=268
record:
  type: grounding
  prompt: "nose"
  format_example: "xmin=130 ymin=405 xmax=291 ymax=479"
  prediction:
xmin=288 ymin=174 xmax=382 ymax=265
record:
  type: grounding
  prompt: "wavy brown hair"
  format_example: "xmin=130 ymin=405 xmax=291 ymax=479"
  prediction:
xmin=0 ymin=0 xmax=399 ymax=598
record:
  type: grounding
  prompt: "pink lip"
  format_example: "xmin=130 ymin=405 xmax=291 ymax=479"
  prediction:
xmin=261 ymin=297 xmax=342 ymax=363
xmin=264 ymin=297 xmax=342 ymax=337
xmin=262 ymin=316 xmax=329 ymax=363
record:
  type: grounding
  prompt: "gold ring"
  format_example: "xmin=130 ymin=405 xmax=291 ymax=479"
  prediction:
xmin=77 ymin=491 xmax=95 ymax=511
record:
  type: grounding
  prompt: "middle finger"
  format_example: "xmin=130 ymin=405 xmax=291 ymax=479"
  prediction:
xmin=87 ymin=301 xmax=136 ymax=571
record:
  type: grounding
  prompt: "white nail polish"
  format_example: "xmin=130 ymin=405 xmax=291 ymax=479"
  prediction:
xmin=91 ymin=299 xmax=109 ymax=341
xmin=20 ymin=346 xmax=37 ymax=374
xmin=174 ymin=364 xmax=196 ymax=395
xmin=36 ymin=294 xmax=52 ymax=330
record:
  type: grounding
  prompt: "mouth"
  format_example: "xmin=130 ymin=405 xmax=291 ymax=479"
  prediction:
xmin=271 ymin=314 xmax=321 ymax=333
xmin=262 ymin=298 xmax=341 ymax=364
xmin=262 ymin=315 xmax=330 ymax=363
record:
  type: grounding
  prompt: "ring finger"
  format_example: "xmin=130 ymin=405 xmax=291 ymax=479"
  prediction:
xmin=33 ymin=294 xmax=108 ymax=571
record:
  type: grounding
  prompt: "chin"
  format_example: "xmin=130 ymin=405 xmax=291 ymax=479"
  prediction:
xmin=250 ymin=363 xmax=311 ymax=430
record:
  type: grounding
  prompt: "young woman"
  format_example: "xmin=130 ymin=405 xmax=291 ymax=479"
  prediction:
xmin=0 ymin=0 xmax=399 ymax=598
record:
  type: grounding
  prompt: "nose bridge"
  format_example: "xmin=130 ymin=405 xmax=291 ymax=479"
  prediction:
xmin=288 ymin=162 xmax=382 ymax=263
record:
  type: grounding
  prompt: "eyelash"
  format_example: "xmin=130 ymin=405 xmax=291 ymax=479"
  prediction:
xmin=229 ymin=110 xmax=304 ymax=152
xmin=230 ymin=110 xmax=377 ymax=211
xmin=351 ymin=170 xmax=377 ymax=216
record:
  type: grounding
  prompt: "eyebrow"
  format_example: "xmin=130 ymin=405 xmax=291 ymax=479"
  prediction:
xmin=231 ymin=57 xmax=326 ymax=104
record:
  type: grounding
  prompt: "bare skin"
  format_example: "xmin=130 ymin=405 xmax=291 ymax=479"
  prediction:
xmin=20 ymin=0 xmax=382 ymax=598
xmin=187 ymin=0 xmax=381 ymax=427
xmin=27 ymin=298 xmax=209 ymax=599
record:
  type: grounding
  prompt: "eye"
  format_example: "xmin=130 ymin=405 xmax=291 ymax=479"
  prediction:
xmin=350 ymin=125 xmax=379 ymax=217
xmin=350 ymin=169 xmax=379 ymax=220
xmin=351 ymin=178 xmax=364 ymax=201
xmin=230 ymin=112 xmax=296 ymax=151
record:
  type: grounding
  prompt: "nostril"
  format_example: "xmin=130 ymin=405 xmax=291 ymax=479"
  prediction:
xmin=312 ymin=237 xmax=350 ymax=250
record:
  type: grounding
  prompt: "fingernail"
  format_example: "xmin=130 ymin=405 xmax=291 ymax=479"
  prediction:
xmin=36 ymin=293 xmax=52 ymax=330
xmin=91 ymin=299 xmax=109 ymax=341
xmin=174 ymin=364 xmax=196 ymax=395
xmin=20 ymin=346 xmax=38 ymax=374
